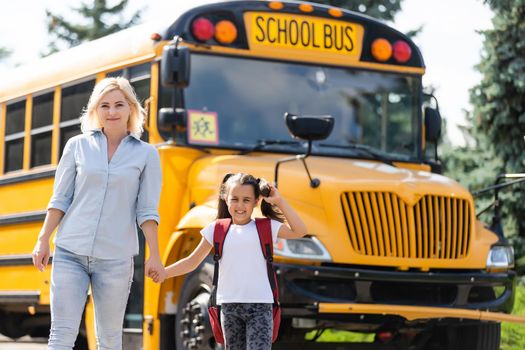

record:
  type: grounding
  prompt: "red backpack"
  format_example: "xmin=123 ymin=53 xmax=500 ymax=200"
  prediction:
xmin=207 ymin=218 xmax=281 ymax=344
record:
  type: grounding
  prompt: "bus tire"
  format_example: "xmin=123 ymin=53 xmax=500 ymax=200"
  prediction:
xmin=456 ymin=322 xmax=500 ymax=350
xmin=426 ymin=322 xmax=500 ymax=350
xmin=175 ymin=256 xmax=222 ymax=350
xmin=0 ymin=311 xmax=28 ymax=339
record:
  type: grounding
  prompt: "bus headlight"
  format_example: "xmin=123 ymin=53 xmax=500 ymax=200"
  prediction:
xmin=274 ymin=236 xmax=331 ymax=261
xmin=486 ymin=245 xmax=514 ymax=271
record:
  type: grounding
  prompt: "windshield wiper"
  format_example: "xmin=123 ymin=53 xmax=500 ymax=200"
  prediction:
xmin=318 ymin=143 xmax=395 ymax=166
xmin=240 ymin=139 xmax=305 ymax=155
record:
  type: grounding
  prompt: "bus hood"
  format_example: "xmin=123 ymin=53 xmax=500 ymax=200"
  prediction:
xmin=190 ymin=154 xmax=471 ymax=202
xmin=188 ymin=154 xmax=488 ymax=268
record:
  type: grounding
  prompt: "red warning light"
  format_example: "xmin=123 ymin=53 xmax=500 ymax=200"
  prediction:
xmin=393 ymin=40 xmax=412 ymax=63
xmin=191 ymin=17 xmax=214 ymax=42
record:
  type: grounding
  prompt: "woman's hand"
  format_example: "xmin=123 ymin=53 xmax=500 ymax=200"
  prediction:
xmin=146 ymin=255 xmax=166 ymax=283
xmin=32 ymin=239 xmax=51 ymax=272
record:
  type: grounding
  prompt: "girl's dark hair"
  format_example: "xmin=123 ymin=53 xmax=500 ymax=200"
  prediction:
xmin=217 ymin=173 xmax=284 ymax=222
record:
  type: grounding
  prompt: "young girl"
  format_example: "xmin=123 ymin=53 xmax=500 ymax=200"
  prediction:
xmin=162 ymin=173 xmax=307 ymax=349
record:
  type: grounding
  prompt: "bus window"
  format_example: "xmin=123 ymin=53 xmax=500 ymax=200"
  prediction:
xmin=59 ymin=80 xmax=95 ymax=155
xmin=31 ymin=91 xmax=54 ymax=167
xmin=107 ymin=63 xmax=151 ymax=141
xmin=130 ymin=63 xmax=151 ymax=141
xmin=107 ymin=69 xmax=124 ymax=78
xmin=4 ymin=99 xmax=26 ymax=173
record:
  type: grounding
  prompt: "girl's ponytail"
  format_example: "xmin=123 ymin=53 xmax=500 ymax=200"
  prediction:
xmin=217 ymin=173 xmax=234 ymax=219
xmin=258 ymin=178 xmax=285 ymax=223
xmin=261 ymin=200 xmax=285 ymax=223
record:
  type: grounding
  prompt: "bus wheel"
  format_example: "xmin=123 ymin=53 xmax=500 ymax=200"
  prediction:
xmin=0 ymin=311 xmax=28 ymax=339
xmin=426 ymin=322 xmax=501 ymax=350
xmin=175 ymin=257 xmax=222 ymax=350
xmin=456 ymin=322 xmax=500 ymax=350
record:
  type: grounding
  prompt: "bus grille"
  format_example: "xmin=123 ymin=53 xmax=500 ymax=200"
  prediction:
xmin=341 ymin=192 xmax=472 ymax=259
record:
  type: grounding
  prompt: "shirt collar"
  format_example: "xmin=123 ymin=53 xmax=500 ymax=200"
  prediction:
xmin=89 ymin=128 xmax=140 ymax=141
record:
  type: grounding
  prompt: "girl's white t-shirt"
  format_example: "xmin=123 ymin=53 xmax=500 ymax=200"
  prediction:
xmin=201 ymin=219 xmax=282 ymax=304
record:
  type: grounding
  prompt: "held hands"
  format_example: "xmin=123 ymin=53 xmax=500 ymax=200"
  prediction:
xmin=32 ymin=239 xmax=51 ymax=272
xmin=145 ymin=255 xmax=166 ymax=284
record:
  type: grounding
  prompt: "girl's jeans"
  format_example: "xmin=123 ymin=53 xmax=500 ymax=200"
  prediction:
xmin=48 ymin=246 xmax=133 ymax=350
xmin=220 ymin=303 xmax=273 ymax=350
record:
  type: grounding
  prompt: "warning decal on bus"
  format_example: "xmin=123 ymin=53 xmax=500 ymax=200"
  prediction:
xmin=187 ymin=110 xmax=219 ymax=144
xmin=245 ymin=12 xmax=364 ymax=59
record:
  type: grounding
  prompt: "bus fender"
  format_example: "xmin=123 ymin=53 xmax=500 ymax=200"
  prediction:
xmin=176 ymin=203 xmax=217 ymax=231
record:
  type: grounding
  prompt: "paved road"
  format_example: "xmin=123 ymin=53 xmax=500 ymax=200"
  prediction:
xmin=0 ymin=335 xmax=47 ymax=349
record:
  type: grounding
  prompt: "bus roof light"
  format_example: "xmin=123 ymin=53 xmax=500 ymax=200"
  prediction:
xmin=268 ymin=1 xmax=284 ymax=10
xmin=328 ymin=8 xmax=343 ymax=18
xmin=191 ymin=17 xmax=214 ymax=42
xmin=150 ymin=33 xmax=161 ymax=41
xmin=215 ymin=20 xmax=238 ymax=44
xmin=371 ymin=38 xmax=392 ymax=62
xmin=299 ymin=4 xmax=314 ymax=13
xmin=393 ymin=40 xmax=412 ymax=63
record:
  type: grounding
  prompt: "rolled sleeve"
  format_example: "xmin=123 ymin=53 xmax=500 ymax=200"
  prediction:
xmin=47 ymin=138 xmax=76 ymax=213
xmin=136 ymin=146 xmax=162 ymax=226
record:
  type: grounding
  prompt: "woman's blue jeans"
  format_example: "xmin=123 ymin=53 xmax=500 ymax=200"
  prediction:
xmin=48 ymin=246 xmax=134 ymax=350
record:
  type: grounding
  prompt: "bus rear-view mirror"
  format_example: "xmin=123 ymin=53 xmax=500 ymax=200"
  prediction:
xmin=424 ymin=106 xmax=442 ymax=142
xmin=161 ymin=45 xmax=191 ymax=88
xmin=284 ymin=113 xmax=334 ymax=141
xmin=158 ymin=107 xmax=186 ymax=134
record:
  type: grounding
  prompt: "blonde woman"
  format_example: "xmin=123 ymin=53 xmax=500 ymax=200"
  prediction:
xmin=31 ymin=77 xmax=165 ymax=350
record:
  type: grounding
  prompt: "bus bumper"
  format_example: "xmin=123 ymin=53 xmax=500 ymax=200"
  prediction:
xmin=274 ymin=262 xmax=524 ymax=324
xmin=316 ymin=302 xmax=525 ymax=324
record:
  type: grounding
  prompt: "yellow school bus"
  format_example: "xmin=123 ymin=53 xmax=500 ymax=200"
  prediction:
xmin=0 ymin=1 xmax=523 ymax=349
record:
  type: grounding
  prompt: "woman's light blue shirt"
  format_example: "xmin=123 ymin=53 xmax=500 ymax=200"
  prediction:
xmin=48 ymin=129 xmax=162 ymax=259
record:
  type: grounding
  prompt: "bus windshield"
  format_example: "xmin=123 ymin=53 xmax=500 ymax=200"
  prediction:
xmin=183 ymin=54 xmax=421 ymax=161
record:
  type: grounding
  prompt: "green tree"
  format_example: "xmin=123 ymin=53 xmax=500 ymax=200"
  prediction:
xmin=0 ymin=46 xmax=11 ymax=61
xmin=469 ymin=0 xmax=525 ymax=238
xmin=45 ymin=0 xmax=141 ymax=53
xmin=309 ymin=0 xmax=402 ymax=21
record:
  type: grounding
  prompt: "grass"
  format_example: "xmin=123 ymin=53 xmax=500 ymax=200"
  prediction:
xmin=305 ymin=329 xmax=374 ymax=342
xmin=501 ymin=282 xmax=525 ymax=350
xmin=305 ymin=283 xmax=525 ymax=347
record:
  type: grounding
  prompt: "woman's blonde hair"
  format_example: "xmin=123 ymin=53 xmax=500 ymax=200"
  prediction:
xmin=80 ymin=77 xmax=145 ymax=137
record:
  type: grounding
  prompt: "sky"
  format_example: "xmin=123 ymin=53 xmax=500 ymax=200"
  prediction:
xmin=0 ymin=0 xmax=493 ymax=145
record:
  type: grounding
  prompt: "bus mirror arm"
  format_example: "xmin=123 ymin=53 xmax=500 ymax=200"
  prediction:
xmin=472 ymin=173 xmax=525 ymax=239
xmin=274 ymin=143 xmax=320 ymax=190
xmin=273 ymin=113 xmax=334 ymax=189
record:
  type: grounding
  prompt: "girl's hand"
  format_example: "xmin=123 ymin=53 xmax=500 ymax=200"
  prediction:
xmin=262 ymin=183 xmax=283 ymax=206
xmin=32 ymin=239 xmax=51 ymax=272
xmin=146 ymin=256 xmax=166 ymax=283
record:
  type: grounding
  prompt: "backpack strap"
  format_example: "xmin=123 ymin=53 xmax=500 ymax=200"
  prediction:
xmin=255 ymin=218 xmax=280 ymax=304
xmin=209 ymin=218 xmax=232 ymax=307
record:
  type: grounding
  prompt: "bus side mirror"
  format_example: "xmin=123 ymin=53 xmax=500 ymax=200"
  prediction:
xmin=158 ymin=108 xmax=186 ymax=134
xmin=424 ymin=107 xmax=441 ymax=142
xmin=285 ymin=113 xmax=334 ymax=142
xmin=161 ymin=45 xmax=190 ymax=88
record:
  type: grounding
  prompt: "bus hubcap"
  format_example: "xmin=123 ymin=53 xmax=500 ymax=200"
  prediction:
xmin=180 ymin=292 xmax=215 ymax=350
